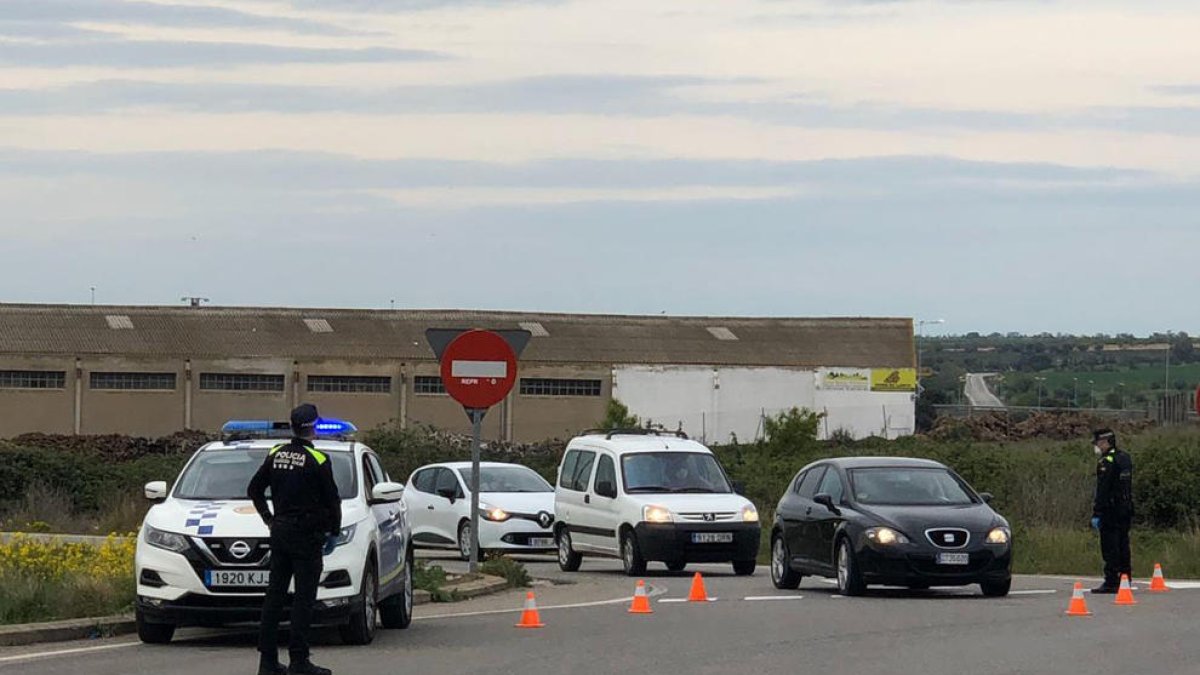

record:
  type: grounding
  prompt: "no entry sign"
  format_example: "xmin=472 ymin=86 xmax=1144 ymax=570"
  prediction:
xmin=435 ymin=329 xmax=521 ymax=410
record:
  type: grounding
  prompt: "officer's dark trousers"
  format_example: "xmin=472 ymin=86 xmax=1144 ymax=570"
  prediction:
xmin=259 ymin=523 xmax=324 ymax=663
xmin=1099 ymin=518 xmax=1132 ymax=587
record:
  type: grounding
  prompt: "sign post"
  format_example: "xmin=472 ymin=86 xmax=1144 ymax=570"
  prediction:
xmin=426 ymin=328 xmax=530 ymax=573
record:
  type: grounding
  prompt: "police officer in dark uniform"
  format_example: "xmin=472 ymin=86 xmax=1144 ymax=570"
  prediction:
xmin=248 ymin=404 xmax=341 ymax=675
xmin=1090 ymin=428 xmax=1133 ymax=594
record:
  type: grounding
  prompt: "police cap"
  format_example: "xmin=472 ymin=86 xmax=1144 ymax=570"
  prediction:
xmin=291 ymin=403 xmax=319 ymax=432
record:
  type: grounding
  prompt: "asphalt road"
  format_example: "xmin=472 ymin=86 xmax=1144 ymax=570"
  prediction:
xmin=3 ymin=554 xmax=1197 ymax=675
xmin=964 ymin=373 xmax=1004 ymax=407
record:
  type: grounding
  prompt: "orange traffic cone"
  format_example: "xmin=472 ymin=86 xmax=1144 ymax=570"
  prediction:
xmin=628 ymin=580 xmax=653 ymax=614
xmin=1149 ymin=564 xmax=1171 ymax=593
xmin=1065 ymin=582 xmax=1093 ymax=617
xmin=515 ymin=591 xmax=545 ymax=628
xmin=1114 ymin=574 xmax=1138 ymax=606
xmin=687 ymin=572 xmax=711 ymax=603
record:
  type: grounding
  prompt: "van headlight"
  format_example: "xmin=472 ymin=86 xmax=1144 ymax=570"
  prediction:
xmin=866 ymin=527 xmax=909 ymax=546
xmin=145 ymin=525 xmax=189 ymax=553
xmin=741 ymin=505 xmax=759 ymax=523
xmin=986 ymin=527 xmax=1011 ymax=545
xmin=642 ymin=505 xmax=673 ymax=523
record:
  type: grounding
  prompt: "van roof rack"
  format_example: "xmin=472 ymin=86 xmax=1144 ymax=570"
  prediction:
xmin=580 ymin=428 xmax=689 ymax=441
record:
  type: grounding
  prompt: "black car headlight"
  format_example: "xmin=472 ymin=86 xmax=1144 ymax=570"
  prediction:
xmin=986 ymin=527 xmax=1011 ymax=545
xmin=866 ymin=527 xmax=910 ymax=546
xmin=145 ymin=525 xmax=189 ymax=553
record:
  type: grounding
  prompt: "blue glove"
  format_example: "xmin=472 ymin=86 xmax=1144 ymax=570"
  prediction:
xmin=1090 ymin=516 xmax=1101 ymax=530
xmin=323 ymin=535 xmax=338 ymax=556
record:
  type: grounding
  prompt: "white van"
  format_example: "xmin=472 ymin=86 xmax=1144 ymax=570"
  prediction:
xmin=553 ymin=430 xmax=761 ymax=576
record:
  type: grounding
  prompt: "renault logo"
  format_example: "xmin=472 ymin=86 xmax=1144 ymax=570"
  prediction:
xmin=229 ymin=540 xmax=253 ymax=560
xmin=537 ymin=511 xmax=555 ymax=529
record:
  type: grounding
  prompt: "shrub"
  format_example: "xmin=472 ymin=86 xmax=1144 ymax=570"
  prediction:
xmin=480 ymin=555 xmax=532 ymax=588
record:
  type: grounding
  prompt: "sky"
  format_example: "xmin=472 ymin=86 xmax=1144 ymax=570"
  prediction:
xmin=2 ymin=0 xmax=1199 ymax=336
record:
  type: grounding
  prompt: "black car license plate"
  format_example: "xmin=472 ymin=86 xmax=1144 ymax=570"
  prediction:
xmin=936 ymin=552 xmax=970 ymax=566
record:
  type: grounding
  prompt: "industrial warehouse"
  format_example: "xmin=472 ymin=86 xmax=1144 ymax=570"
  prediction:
xmin=0 ymin=304 xmax=916 ymax=442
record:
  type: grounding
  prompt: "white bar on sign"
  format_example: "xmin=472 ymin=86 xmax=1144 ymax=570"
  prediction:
xmin=451 ymin=360 xmax=508 ymax=378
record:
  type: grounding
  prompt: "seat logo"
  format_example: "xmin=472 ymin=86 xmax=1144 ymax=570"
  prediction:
xmin=943 ymin=533 xmax=954 ymax=544
xmin=229 ymin=540 xmax=253 ymax=559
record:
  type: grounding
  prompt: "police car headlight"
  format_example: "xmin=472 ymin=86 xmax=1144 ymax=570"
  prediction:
xmin=986 ymin=527 xmax=1011 ymax=545
xmin=145 ymin=525 xmax=189 ymax=553
xmin=332 ymin=524 xmax=357 ymax=548
xmin=642 ymin=505 xmax=673 ymax=523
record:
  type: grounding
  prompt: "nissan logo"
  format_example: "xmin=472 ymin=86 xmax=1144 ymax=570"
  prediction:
xmin=229 ymin=540 xmax=253 ymax=560
xmin=537 ymin=511 xmax=555 ymax=529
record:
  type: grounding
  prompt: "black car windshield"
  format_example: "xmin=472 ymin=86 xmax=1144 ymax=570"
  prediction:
xmin=174 ymin=448 xmax=356 ymax=500
xmin=459 ymin=466 xmax=553 ymax=493
xmin=621 ymin=452 xmax=732 ymax=493
xmin=849 ymin=468 xmax=975 ymax=506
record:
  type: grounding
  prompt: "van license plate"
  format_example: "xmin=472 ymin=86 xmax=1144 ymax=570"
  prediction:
xmin=691 ymin=532 xmax=734 ymax=544
xmin=206 ymin=570 xmax=269 ymax=587
xmin=936 ymin=553 xmax=970 ymax=566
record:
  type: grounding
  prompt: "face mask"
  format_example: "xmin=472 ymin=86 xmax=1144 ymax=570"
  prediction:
xmin=1093 ymin=445 xmax=1104 ymax=457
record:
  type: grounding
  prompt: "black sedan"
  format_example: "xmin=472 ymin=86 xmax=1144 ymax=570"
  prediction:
xmin=770 ymin=457 xmax=1012 ymax=596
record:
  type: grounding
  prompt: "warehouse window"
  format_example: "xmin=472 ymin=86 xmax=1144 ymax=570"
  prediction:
xmin=520 ymin=378 xmax=602 ymax=397
xmin=0 ymin=370 xmax=66 ymax=390
xmin=90 ymin=372 xmax=176 ymax=391
xmin=199 ymin=373 xmax=285 ymax=392
xmin=308 ymin=375 xmax=391 ymax=394
xmin=413 ymin=376 xmax=446 ymax=395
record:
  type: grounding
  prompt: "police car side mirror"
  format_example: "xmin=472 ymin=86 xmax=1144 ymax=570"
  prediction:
xmin=144 ymin=481 xmax=168 ymax=502
xmin=371 ymin=482 xmax=405 ymax=505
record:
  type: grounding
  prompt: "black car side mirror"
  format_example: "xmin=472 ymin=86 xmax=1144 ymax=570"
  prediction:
xmin=814 ymin=493 xmax=840 ymax=514
xmin=979 ymin=492 xmax=994 ymax=504
xmin=436 ymin=486 xmax=457 ymax=504
xmin=732 ymin=481 xmax=747 ymax=496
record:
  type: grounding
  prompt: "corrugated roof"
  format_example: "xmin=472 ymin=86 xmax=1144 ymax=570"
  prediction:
xmin=0 ymin=304 xmax=915 ymax=368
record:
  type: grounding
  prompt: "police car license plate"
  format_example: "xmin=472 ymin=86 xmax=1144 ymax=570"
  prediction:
xmin=206 ymin=570 xmax=269 ymax=587
xmin=692 ymin=532 xmax=734 ymax=544
xmin=936 ymin=553 xmax=970 ymax=566
xmin=527 ymin=537 xmax=554 ymax=548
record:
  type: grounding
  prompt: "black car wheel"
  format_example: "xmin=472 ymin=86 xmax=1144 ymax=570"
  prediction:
xmin=836 ymin=539 xmax=866 ymax=596
xmin=380 ymin=549 xmax=413 ymax=629
xmin=557 ymin=529 xmax=582 ymax=572
xmin=732 ymin=559 xmax=757 ymax=576
xmin=621 ymin=530 xmax=647 ymax=577
xmin=770 ymin=535 xmax=802 ymax=590
xmin=981 ymin=578 xmax=1012 ymax=597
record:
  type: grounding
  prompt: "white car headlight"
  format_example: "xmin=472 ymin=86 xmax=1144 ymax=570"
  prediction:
xmin=986 ymin=527 xmax=1011 ymax=545
xmin=145 ymin=525 xmax=189 ymax=553
xmin=642 ymin=505 xmax=673 ymax=523
xmin=741 ymin=505 xmax=760 ymax=523
xmin=479 ymin=505 xmax=511 ymax=522
xmin=866 ymin=527 xmax=909 ymax=546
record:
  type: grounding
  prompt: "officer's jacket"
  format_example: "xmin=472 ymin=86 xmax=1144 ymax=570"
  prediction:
xmin=1094 ymin=449 xmax=1133 ymax=520
xmin=247 ymin=438 xmax=342 ymax=537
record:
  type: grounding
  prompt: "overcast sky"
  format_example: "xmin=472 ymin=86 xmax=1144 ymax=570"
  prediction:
xmin=2 ymin=0 xmax=1199 ymax=336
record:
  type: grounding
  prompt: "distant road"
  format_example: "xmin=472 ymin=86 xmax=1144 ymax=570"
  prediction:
xmin=965 ymin=373 xmax=1004 ymax=407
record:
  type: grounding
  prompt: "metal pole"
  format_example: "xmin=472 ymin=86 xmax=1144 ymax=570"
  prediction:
xmin=468 ymin=408 xmax=484 ymax=574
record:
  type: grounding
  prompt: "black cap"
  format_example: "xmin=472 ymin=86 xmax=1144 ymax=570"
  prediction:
xmin=291 ymin=403 xmax=319 ymax=431
xmin=1093 ymin=428 xmax=1117 ymax=445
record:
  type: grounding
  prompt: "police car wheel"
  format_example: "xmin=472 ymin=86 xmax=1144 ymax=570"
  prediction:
xmin=380 ymin=549 xmax=414 ymax=630
xmin=339 ymin=565 xmax=378 ymax=645
xmin=135 ymin=610 xmax=175 ymax=644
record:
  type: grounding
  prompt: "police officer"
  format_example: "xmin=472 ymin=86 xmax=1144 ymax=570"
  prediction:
xmin=248 ymin=404 xmax=341 ymax=675
xmin=1090 ymin=428 xmax=1133 ymax=594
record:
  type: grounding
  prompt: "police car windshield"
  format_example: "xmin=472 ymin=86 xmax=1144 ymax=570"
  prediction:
xmin=174 ymin=447 xmax=356 ymax=500
xmin=621 ymin=452 xmax=732 ymax=494
xmin=458 ymin=466 xmax=552 ymax=493
xmin=849 ymin=468 xmax=974 ymax=506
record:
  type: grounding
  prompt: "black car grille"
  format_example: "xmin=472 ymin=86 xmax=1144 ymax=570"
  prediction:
xmin=925 ymin=528 xmax=970 ymax=549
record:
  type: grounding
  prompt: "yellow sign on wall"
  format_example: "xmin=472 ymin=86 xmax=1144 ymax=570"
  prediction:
xmin=870 ymin=368 xmax=917 ymax=392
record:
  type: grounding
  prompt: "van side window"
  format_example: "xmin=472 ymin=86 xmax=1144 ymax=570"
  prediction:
xmin=564 ymin=451 xmax=596 ymax=492
xmin=594 ymin=455 xmax=617 ymax=497
xmin=559 ymin=450 xmax=580 ymax=490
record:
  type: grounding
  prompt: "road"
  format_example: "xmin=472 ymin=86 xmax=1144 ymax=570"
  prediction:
xmin=964 ymin=373 xmax=1004 ymax=407
xmin=4 ymin=554 xmax=1198 ymax=675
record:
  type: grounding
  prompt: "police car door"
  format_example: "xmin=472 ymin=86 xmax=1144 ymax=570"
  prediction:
xmin=364 ymin=453 xmax=404 ymax=587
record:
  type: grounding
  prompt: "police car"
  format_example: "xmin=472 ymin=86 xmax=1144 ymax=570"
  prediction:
xmin=135 ymin=419 xmax=413 ymax=646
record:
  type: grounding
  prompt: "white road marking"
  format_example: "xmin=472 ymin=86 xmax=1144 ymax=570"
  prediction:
xmin=744 ymin=595 xmax=805 ymax=601
xmin=1009 ymin=590 xmax=1057 ymax=596
xmin=0 ymin=642 xmax=139 ymax=665
xmin=658 ymin=597 xmax=718 ymax=603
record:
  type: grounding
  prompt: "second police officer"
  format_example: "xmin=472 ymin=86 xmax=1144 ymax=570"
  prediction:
xmin=1090 ymin=428 xmax=1134 ymax=594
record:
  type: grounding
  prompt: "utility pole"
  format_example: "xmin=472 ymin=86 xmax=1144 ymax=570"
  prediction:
xmin=1073 ymin=377 xmax=1079 ymax=408
xmin=1089 ymin=380 xmax=1095 ymax=409
xmin=1034 ymin=376 xmax=1046 ymax=409
xmin=915 ymin=318 xmax=945 ymax=400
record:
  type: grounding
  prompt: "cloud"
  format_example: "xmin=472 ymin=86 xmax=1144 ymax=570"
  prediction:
xmin=1 ymin=0 xmax=364 ymax=36
xmin=0 ymin=41 xmax=446 ymax=68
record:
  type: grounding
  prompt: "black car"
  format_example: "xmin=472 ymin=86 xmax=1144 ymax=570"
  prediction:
xmin=770 ymin=457 xmax=1012 ymax=596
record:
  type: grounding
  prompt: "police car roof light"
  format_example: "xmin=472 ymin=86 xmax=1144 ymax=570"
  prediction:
xmin=221 ymin=420 xmax=289 ymax=434
xmin=314 ymin=418 xmax=357 ymax=436
xmin=220 ymin=418 xmax=356 ymax=441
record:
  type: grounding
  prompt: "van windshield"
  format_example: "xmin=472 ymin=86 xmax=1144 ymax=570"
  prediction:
xmin=174 ymin=448 xmax=357 ymax=500
xmin=621 ymin=452 xmax=732 ymax=494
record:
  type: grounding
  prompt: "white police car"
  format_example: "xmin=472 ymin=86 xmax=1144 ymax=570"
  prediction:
xmin=135 ymin=419 xmax=412 ymax=646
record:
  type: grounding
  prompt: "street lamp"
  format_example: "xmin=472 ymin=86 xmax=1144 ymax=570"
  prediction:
xmin=1088 ymin=380 xmax=1095 ymax=409
xmin=1034 ymin=376 xmax=1047 ymax=409
xmin=915 ymin=318 xmax=946 ymax=400
xmin=1073 ymin=377 xmax=1079 ymax=408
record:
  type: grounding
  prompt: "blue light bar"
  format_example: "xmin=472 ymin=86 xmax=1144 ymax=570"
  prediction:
xmin=221 ymin=420 xmax=278 ymax=434
xmin=221 ymin=418 xmax=356 ymax=438
xmin=314 ymin=418 xmax=358 ymax=436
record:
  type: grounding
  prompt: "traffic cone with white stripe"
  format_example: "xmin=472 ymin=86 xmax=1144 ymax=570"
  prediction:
xmin=1114 ymin=574 xmax=1138 ymax=606
xmin=1065 ymin=582 xmax=1092 ymax=617
xmin=515 ymin=591 xmax=545 ymax=628
xmin=629 ymin=580 xmax=653 ymax=614
xmin=1149 ymin=563 xmax=1171 ymax=593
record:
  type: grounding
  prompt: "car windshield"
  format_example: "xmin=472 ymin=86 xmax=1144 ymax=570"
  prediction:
xmin=848 ymin=468 xmax=975 ymax=506
xmin=174 ymin=447 xmax=356 ymax=500
xmin=458 ymin=466 xmax=553 ymax=493
xmin=621 ymin=452 xmax=732 ymax=493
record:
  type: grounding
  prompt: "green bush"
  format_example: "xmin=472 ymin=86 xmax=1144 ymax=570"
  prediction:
xmin=480 ymin=555 xmax=532 ymax=588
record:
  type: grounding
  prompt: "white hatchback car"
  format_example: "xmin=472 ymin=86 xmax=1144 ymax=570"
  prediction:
xmin=403 ymin=462 xmax=556 ymax=560
xmin=553 ymin=430 xmax=761 ymax=576
xmin=135 ymin=419 xmax=413 ymax=646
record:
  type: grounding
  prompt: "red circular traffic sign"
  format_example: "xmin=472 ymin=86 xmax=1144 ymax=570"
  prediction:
xmin=439 ymin=329 xmax=518 ymax=409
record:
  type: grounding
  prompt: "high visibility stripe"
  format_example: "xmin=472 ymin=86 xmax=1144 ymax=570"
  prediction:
xmin=307 ymin=448 xmax=328 ymax=465
xmin=1105 ymin=456 xmax=1115 ymax=463
xmin=269 ymin=444 xmax=284 ymax=455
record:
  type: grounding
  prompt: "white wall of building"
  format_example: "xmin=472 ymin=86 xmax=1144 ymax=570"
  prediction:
xmin=612 ymin=365 xmax=914 ymax=443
